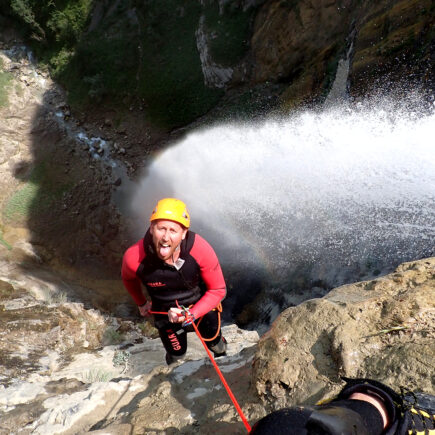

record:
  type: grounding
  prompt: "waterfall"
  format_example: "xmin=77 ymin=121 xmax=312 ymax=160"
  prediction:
xmin=128 ymin=95 xmax=435 ymax=325
xmin=195 ymin=15 xmax=233 ymax=89
xmin=324 ymin=40 xmax=354 ymax=106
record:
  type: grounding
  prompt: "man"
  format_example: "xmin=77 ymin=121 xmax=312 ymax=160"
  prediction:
xmin=122 ymin=198 xmax=227 ymax=365
xmin=249 ymin=377 xmax=435 ymax=434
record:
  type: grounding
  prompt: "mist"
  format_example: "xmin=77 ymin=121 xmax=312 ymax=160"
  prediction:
xmin=126 ymin=97 xmax=435 ymax=324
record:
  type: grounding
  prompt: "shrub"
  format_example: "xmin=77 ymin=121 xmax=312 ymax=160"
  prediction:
xmin=102 ymin=327 xmax=124 ymax=345
xmin=84 ymin=368 xmax=114 ymax=383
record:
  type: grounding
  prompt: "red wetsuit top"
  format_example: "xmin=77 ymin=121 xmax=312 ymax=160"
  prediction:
xmin=121 ymin=229 xmax=226 ymax=319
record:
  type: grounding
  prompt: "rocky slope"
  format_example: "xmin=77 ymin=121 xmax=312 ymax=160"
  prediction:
xmin=0 ymin=4 xmax=433 ymax=434
xmin=0 ymin=268 xmax=261 ymax=434
xmin=0 ymin=49 xmax=433 ymax=430
xmin=0 ymin=36 xmax=137 ymax=317
xmin=1 ymin=252 xmax=433 ymax=433
xmin=253 ymin=257 xmax=435 ymax=409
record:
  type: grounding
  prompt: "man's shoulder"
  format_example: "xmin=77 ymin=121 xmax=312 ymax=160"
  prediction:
xmin=191 ymin=232 xmax=210 ymax=248
xmin=190 ymin=233 xmax=217 ymax=259
xmin=123 ymin=239 xmax=146 ymax=265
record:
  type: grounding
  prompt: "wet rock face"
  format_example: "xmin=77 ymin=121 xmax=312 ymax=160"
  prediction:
xmin=350 ymin=0 xmax=434 ymax=95
xmin=246 ymin=0 xmax=356 ymax=107
xmin=250 ymin=0 xmax=353 ymax=83
xmin=247 ymin=0 xmax=433 ymax=106
xmin=252 ymin=257 xmax=435 ymax=408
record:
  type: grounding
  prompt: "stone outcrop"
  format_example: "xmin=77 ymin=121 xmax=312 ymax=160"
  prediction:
xmin=350 ymin=0 xmax=433 ymax=95
xmin=247 ymin=0 xmax=433 ymax=107
xmin=252 ymin=257 xmax=435 ymax=409
xmin=249 ymin=0 xmax=353 ymax=103
xmin=0 ymin=264 xmax=261 ymax=434
xmin=0 ymin=274 xmax=108 ymax=389
xmin=1 ymin=250 xmax=433 ymax=432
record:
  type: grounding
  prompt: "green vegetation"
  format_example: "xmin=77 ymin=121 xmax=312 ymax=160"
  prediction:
xmin=3 ymin=161 xmax=72 ymax=223
xmin=84 ymin=368 xmax=114 ymax=383
xmin=9 ymin=0 xmax=92 ymax=46
xmin=0 ymin=57 xmax=12 ymax=107
xmin=40 ymin=286 xmax=67 ymax=304
xmin=4 ymin=181 xmax=39 ymax=222
xmin=0 ymin=223 xmax=12 ymax=250
xmin=138 ymin=320 xmax=159 ymax=338
xmin=5 ymin=0 xmax=93 ymax=104
xmin=2 ymin=0 xmax=260 ymax=129
xmin=55 ymin=1 xmax=139 ymax=106
xmin=0 ymin=237 xmax=12 ymax=250
xmin=112 ymin=350 xmax=130 ymax=367
xmin=135 ymin=0 xmax=223 ymax=127
xmin=102 ymin=326 xmax=124 ymax=345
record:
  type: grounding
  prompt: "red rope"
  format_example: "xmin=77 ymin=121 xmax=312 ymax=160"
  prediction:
xmin=190 ymin=317 xmax=252 ymax=432
xmin=149 ymin=306 xmax=221 ymax=341
xmin=149 ymin=310 xmax=169 ymax=315
xmin=149 ymin=304 xmax=252 ymax=432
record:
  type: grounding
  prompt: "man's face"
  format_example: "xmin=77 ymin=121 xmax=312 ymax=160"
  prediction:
xmin=150 ymin=220 xmax=187 ymax=261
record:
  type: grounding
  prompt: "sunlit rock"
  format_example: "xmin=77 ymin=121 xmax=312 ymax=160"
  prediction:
xmin=252 ymin=257 xmax=435 ymax=408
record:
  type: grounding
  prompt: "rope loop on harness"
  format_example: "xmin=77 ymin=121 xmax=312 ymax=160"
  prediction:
xmin=149 ymin=303 xmax=222 ymax=342
xmin=196 ymin=303 xmax=222 ymax=342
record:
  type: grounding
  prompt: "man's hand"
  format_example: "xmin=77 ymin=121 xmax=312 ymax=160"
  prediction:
xmin=168 ymin=307 xmax=185 ymax=323
xmin=168 ymin=307 xmax=195 ymax=326
xmin=138 ymin=301 xmax=152 ymax=317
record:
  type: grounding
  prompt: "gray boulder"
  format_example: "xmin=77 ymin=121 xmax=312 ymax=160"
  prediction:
xmin=252 ymin=257 xmax=435 ymax=408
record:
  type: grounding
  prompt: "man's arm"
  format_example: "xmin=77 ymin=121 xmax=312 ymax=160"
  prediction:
xmin=189 ymin=234 xmax=226 ymax=319
xmin=121 ymin=241 xmax=147 ymax=307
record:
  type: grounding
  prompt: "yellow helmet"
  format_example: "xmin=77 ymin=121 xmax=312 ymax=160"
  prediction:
xmin=150 ymin=198 xmax=190 ymax=228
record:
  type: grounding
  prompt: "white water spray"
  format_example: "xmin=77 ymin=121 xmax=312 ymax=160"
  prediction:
xmin=130 ymin=98 xmax=435 ymax=321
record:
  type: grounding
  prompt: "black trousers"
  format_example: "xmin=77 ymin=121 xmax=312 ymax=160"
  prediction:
xmin=155 ymin=309 xmax=222 ymax=357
